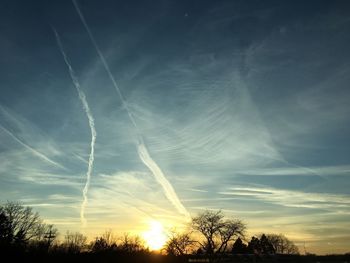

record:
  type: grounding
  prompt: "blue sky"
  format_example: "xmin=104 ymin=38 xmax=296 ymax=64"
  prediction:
xmin=1 ymin=0 xmax=350 ymax=254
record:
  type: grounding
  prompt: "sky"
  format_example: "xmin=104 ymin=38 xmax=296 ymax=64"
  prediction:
xmin=1 ymin=0 xmax=350 ymax=255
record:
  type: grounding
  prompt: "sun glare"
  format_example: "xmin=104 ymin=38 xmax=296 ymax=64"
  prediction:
xmin=143 ymin=220 xmax=167 ymax=250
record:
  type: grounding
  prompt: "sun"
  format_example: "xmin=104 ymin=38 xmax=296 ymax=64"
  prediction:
xmin=143 ymin=220 xmax=167 ymax=250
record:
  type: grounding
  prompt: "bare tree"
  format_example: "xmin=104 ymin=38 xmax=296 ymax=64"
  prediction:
xmin=102 ymin=229 xmax=117 ymax=246
xmin=192 ymin=210 xmax=245 ymax=255
xmin=0 ymin=202 xmax=52 ymax=247
xmin=63 ymin=231 xmax=87 ymax=253
xmin=90 ymin=229 xmax=117 ymax=252
xmin=164 ymin=230 xmax=195 ymax=256
xmin=119 ymin=233 xmax=146 ymax=253
xmin=265 ymin=234 xmax=299 ymax=254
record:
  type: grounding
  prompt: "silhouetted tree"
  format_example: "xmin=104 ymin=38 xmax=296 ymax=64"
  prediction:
xmin=192 ymin=210 xmax=245 ymax=255
xmin=164 ymin=230 xmax=195 ymax=256
xmin=119 ymin=233 xmax=147 ymax=253
xmin=101 ymin=229 xmax=117 ymax=247
xmin=231 ymin=237 xmax=248 ymax=254
xmin=259 ymin=234 xmax=275 ymax=254
xmin=265 ymin=234 xmax=299 ymax=254
xmin=90 ymin=230 xmax=117 ymax=252
xmin=0 ymin=209 xmax=12 ymax=248
xmin=0 ymin=201 xmax=56 ymax=250
xmin=248 ymin=234 xmax=290 ymax=255
xmin=63 ymin=231 xmax=87 ymax=253
xmin=91 ymin=237 xmax=110 ymax=252
xmin=247 ymin=236 xmax=261 ymax=254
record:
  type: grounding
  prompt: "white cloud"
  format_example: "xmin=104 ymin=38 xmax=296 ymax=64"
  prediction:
xmin=220 ymin=186 xmax=350 ymax=211
xmin=237 ymin=165 xmax=350 ymax=177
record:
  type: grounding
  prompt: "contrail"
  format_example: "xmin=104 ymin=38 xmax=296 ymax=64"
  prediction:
xmin=72 ymin=0 xmax=191 ymax=220
xmin=71 ymin=0 xmax=137 ymax=129
xmin=53 ymin=29 xmax=97 ymax=227
xmin=0 ymin=124 xmax=65 ymax=170
xmin=138 ymin=139 xmax=191 ymax=219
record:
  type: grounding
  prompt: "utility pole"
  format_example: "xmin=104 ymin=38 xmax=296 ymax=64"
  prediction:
xmin=44 ymin=225 xmax=57 ymax=251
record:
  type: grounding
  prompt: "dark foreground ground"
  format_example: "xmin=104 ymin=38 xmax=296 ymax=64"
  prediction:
xmin=6 ymin=253 xmax=350 ymax=263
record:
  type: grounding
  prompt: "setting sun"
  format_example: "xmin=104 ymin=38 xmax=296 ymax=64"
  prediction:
xmin=143 ymin=220 xmax=167 ymax=250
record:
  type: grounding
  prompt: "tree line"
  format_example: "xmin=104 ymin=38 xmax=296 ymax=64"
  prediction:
xmin=165 ymin=210 xmax=298 ymax=256
xmin=0 ymin=201 xmax=300 ymax=258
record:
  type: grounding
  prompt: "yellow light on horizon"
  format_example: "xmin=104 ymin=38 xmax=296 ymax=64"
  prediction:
xmin=143 ymin=220 xmax=167 ymax=250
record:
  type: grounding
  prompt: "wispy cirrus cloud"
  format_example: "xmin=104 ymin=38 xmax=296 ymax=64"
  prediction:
xmin=0 ymin=124 xmax=66 ymax=170
xmin=220 ymin=186 xmax=350 ymax=211
xmin=236 ymin=165 xmax=350 ymax=177
xmin=1 ymin=0 xmax=350 ymax=255
xmin=127 ymin=73 xmax=282 ymax=170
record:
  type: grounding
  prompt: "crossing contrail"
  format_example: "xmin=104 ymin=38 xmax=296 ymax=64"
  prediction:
xmin=53 ymin=28 xmax=97 ymax=227
xmin=0 ymin=124 xmax=66 ymax=170
xmin=72 ymin=0 xmax=191 ymax=220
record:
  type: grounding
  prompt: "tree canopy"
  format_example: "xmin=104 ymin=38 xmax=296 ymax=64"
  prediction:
xmin=0 ymin=202 xmax=58 ymax=251
xmin=191 ymin=210 xmax=246 ymax=254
